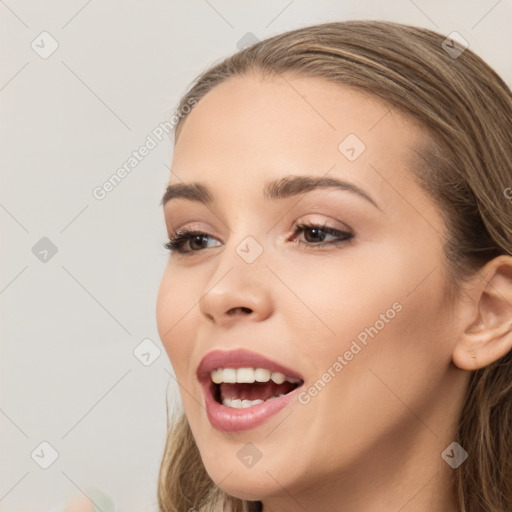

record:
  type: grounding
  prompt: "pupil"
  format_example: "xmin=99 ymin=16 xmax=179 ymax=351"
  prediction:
xmin=306 ymin=228 xmax=324 ymax=243
xmin=191 ymin=235 xmax=207 ymax=250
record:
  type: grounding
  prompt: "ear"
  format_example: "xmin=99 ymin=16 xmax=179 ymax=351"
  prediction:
xmin=452 ymin=255 xmax=512 ymax=371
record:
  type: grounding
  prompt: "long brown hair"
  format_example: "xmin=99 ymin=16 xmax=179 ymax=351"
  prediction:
xmin=158 ymin=20 xmax=512 ymax=512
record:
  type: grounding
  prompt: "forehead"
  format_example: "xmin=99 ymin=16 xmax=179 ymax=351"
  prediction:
xmin=170 ymin=73 xmax=428 ymax=206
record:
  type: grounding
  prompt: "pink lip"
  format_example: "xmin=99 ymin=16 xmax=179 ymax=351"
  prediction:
xmin=197 ymin=348 xmax=303 ymax=380
xmin=197 ymin=349 xmax=304 ymax=432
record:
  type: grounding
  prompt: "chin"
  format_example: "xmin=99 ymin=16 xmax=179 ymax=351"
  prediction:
xmin=211 ymin=474 xmax=274 ymax=501
xmin=199 ymin=452 xmax=286 ymax=501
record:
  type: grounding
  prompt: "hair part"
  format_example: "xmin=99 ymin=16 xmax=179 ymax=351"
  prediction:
xmin=159 ymin=19 xmax=512 ymax=512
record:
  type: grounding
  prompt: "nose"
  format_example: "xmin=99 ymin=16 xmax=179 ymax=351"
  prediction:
xmin=199 ymin=250 xmax=274 ymax=327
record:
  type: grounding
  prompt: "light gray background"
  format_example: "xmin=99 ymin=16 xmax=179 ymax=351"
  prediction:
xmin=1 ymin=1 xmax=511 ymax=511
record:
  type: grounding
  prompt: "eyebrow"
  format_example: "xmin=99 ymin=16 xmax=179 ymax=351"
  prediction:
xmin=161 ymin=175 xmax=381 ymax=210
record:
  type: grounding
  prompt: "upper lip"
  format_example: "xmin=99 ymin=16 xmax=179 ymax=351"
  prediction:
xmin=196 ymin=348 xmax=304 ymax=383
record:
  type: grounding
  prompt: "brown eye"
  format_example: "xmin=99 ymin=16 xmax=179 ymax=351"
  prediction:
xmin=164 ymin=229 xmax=221 ymax=254
xmin=291 ymin=222 xmax=354 ymax=248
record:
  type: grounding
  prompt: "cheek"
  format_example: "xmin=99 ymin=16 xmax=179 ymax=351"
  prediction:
xmin=295 ymin=254 xmax=452 ymax=436
xmin=354 ymin=265 xmax=452 ymax=384
xmin=156 ymin=269 xmax=197 ymax=372
xmin=296 ymin=296 xmax=451 ymax=470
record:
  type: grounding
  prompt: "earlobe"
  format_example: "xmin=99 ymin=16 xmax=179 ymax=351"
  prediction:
xmin=452 ymin=324 xmax=512 ymax=371
xmin=452 ymin=255 xmax=512 ymax=371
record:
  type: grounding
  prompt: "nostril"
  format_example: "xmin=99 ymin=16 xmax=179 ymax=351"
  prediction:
xmin=229 ymin=307 xmax=252 ymax=315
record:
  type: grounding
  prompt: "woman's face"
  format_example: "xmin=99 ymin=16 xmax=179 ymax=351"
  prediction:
xmin=156 ymin=74 xmax=469 ymax=507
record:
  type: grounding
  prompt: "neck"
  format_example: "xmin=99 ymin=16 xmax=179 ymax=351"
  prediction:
xmin=261 ymin=418 xmax=461 ymax=512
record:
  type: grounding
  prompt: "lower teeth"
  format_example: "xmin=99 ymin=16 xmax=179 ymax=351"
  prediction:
xmin=222 ymin=395 xmax=285 ymax=408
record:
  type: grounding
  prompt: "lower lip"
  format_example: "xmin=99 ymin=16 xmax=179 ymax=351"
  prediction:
xmin=201 ymin=380 xmax=302 ymax=432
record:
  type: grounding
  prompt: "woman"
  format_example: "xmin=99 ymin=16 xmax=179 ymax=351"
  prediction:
xmin=156 ymin=20 xmax=512 ymax=512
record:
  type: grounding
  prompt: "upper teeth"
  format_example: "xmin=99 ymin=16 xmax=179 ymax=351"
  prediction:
xmin=211 ymin=367 xmax=301 ymax=385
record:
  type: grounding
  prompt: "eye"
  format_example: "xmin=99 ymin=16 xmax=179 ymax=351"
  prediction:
xmin=290 ymin=221 xmax=354 ymax=249
xmin=162 ymin=221 xmax=354 ymax=255
xmin=163 ymin=228 xmax=221 ymax=254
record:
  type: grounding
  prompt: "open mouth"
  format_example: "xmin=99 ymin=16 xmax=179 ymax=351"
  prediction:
xmin=210 ymin=367 xmax=304 ymax=409
xmin=197 ymin=349 xmax=305 ymax=431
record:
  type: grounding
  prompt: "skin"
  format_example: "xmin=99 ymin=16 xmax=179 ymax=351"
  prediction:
xmin=60 ymin=488 xmax=114 ymax=512
xmin=156 ymin=73 xmax=512 ymax=512
xmin=61 ymin=495 xmax=94 ymax=512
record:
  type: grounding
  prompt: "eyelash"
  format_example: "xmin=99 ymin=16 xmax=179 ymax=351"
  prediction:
xmin=163 ymin=221 xmax=354 ymax=255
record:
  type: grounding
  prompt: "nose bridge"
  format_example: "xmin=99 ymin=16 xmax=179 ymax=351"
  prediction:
xmin=198 ymin=226 xmax=273 ymax=323
xmin=215 ymin=210 xmax=270 ymax=273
